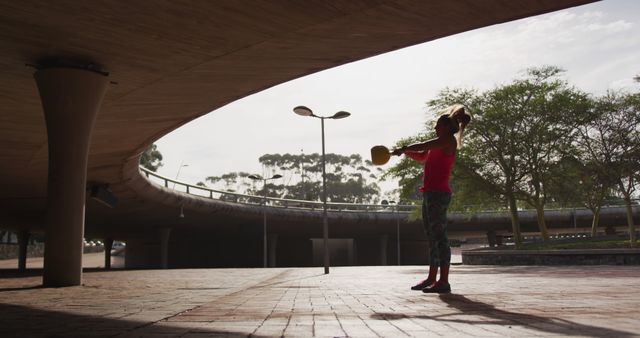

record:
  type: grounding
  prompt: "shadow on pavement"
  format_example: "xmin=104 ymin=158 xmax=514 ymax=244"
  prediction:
xmin=0 ymin=268 xmax=44 ymax=279
xmin=0 ymin=303 xmax=260 ymax=337
xmin=372 ymin=293 xmax=635 ymax=338
xmin=0 ymin=267 xmax=130 ymax=281
xmin=406 ymin=265 xmax=636 ymax=278
xmin=0 ymin=285 xmax=42 ymax=292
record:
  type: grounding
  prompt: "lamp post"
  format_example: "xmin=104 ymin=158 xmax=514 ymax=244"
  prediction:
xmin=391 ymin=201 xmax=401 ymax=265
xmin=172 ymin=161 xmax=189 ymax=189
xmin=248 ymin=173 xmax=282 ymax=268
xmin=293 ymin=106 xmax=350 ymax=274
xmin=383 ymin=200 xmax=401 ymax=265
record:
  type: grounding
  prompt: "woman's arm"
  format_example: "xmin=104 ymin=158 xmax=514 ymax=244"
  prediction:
xmin=393 ymin=136 xmax=454 ymax=156
xmin=404 ymin=151 xmax=428 ymax=162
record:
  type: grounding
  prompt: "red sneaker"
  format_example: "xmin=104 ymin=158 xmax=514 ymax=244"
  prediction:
xmin=411 ymin=279 xmax=435 ymax=290
xmin=422 ymin=282 xmax=451 ymax=294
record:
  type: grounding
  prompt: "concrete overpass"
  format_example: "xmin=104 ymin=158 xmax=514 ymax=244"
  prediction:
xmin=0 ymin=0 xmax=598 ymax=285
xmin=122 ymin=167 xmax=638 ymax=269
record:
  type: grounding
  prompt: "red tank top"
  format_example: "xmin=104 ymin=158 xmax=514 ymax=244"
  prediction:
xmin=422 ymin=148 xmax=455 ymax=193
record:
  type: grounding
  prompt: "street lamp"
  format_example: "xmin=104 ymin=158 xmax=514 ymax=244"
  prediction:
xmin=172 ymin=161 xmax=189 ymax=189
xmin=382 ymin=200 xmax=401 ymax=265
xmin=248 ymin=173 xmax=282 ymax=268
xmin=391 ymin=201 xmax=401 ymax=265
xmin=293 ymin=105 xmax=350 ymax=274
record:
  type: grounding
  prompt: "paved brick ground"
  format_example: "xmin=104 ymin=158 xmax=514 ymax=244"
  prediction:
xmin=0 ymin=265 xmax=638 ymax=337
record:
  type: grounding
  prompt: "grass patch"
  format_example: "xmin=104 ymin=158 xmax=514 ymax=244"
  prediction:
xmin=519 ymin=238 xmax=637 ymax=250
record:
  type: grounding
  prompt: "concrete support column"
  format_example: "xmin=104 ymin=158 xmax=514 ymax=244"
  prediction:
xmin=268 ymin=234 xmax=278 ymax=267
xmin=352 ymin=240 xmax=358 ymax=265
xmin=18 ymin=230 xmax=30 ymax=271
xmin=159 ymin=228 xmax=171 ymax=269
xmin=487 ymin=230 xmax=497 ymax=247
xmin=347 ymin=239 xmax=355 ymax=266
xmin=36 ymin=66 xmax=109 ymax=287
xmin=380 ymin=234 xmax=388 ymax=266
xmin=103 ymin=238 xmax=114 ymax=269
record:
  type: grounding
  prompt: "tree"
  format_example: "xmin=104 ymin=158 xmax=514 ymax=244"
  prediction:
xmin=206 ymin=172 xmax=253 ymax=194
xmin=258 ymin=153 xmax=382 ymax=203
xmin=383 ymin=133 xmax=430 ymax=204
xmin=446 ymin=67 xmax=589 ymax=243
xmin=384 ymin=86 xmax=531 ymax=246
xmin=451 ymin=87 xmax=529 ymax=247
xmin=505 ymin=66 xmax=589 ymax=241
xmin=585 ymin=91 xmax=640 ymax=246
xmin=204 ymin=153 xmax=383 ymax=204
xmin=572 ymin=97 xmax=620 ymax=236
xmin=385 ymin=66 xmax=593 ymax=247
xmin=140 ymin=144 xmax=163 ymax=172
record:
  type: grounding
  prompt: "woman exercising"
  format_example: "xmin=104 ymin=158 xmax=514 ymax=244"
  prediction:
xmin=393 ymin=105 xmax=471 ymax=293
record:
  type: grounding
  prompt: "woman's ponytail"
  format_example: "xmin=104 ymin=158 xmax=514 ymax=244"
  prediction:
xmin=449 ymin=105 xmax=471 ymax=147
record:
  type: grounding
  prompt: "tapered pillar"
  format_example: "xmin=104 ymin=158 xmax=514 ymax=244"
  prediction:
xmin=17 ymin=230 xmax=30 ymax=271
xmin=103 ymin=238 xmax=114 ymax=269
xmin=36 ymin=65 xmax=109 ymax=287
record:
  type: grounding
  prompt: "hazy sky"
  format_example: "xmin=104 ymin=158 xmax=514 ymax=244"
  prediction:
xmin=155 ymin=0 xmax=639 ymax=196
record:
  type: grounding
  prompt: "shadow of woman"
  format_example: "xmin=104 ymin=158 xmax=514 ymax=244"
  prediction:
xmin=371 ymin=294 xmax=635 ymax=338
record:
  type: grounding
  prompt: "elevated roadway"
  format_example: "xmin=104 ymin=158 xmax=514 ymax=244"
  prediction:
xmin=117 ymin=167 xmax=638 ymax=268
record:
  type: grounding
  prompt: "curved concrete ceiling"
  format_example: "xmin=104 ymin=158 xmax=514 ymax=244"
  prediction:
xmin=0 ymin=0 xmax=596 ymax=233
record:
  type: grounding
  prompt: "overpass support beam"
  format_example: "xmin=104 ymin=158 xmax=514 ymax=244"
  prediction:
xmin=380 ymin=234 xmax=388 ymax=266
xmin=35 ymin=65 xmax=108 ymax=287
xmin=159 ymin=228 xmax=171 ymax=269
xmin=268 ymin=234 xmax=278 ymax=267
xmin=103 ymin=238 xmax=114 ymax=269
xmin=125 ymin=228 xmax=172 ymax=269
xmin=17 ymin=230 xmax=30 ymax=271
xmin=347 ymin=239 xmax=355 ymax=266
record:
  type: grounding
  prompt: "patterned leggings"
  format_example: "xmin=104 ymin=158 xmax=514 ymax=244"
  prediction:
xmin=422 ymin=191 xmax=451 ymax=265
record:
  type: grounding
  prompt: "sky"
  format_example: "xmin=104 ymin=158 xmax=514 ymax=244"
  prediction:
xmin=155 ymin=0 xmax=640 ymax=196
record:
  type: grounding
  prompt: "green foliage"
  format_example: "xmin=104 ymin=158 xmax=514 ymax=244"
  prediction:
xmin=384 ymin=66 xmax=618 ymax=245
xmin=206 ymin=172 xmax=253 ymax=194
xmin=140 ymin=144 xmax=163 ymax=172
xmin=206 ymin=153 xmax=383 ymax=203
xmin=581 ymin=90 xmax=640 ymax=246
xmin=455 ymin=66 xmax=593 ymax=241
xmin=261 ymin=152 xmax=383 ymax=203
xmin=382 ymin=133 xmax=429 ymax=204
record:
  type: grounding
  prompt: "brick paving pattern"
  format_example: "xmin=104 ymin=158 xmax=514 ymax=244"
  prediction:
xmin=1 ymin=265 xmax=639 ymax=337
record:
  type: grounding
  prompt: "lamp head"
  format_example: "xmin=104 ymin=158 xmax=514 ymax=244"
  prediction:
xmin=293 ymin=105 xmax=314 ymax=117
xmin=271 ymin=174 xmax=283 ymax=179
xmin=248 ymin=174 xmax=262 ymax=180
xmin=331 ymin=111 xmax=350 ymax=119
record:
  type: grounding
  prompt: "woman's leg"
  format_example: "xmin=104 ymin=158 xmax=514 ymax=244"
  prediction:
xmin=423 ymin=192 xmax=451 ymax=293
xmin=411 ymin=193 xmax=438 ymax=290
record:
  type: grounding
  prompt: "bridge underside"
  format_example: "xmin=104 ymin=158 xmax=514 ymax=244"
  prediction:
xmin=0 ymin=1 xmax=598 ymax=273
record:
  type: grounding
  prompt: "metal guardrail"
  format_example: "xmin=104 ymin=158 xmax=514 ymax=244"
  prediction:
xmin=139 ymin=166 xmax=639 ymax=215
xmin=139 ymin=167 xmax=414 ymax=213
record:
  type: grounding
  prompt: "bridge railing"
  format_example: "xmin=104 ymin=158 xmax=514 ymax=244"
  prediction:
xmin=140 ymin=167 xmax=639 ymax=215
xmin=139 ymin=167 xmax=415 ymax=213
